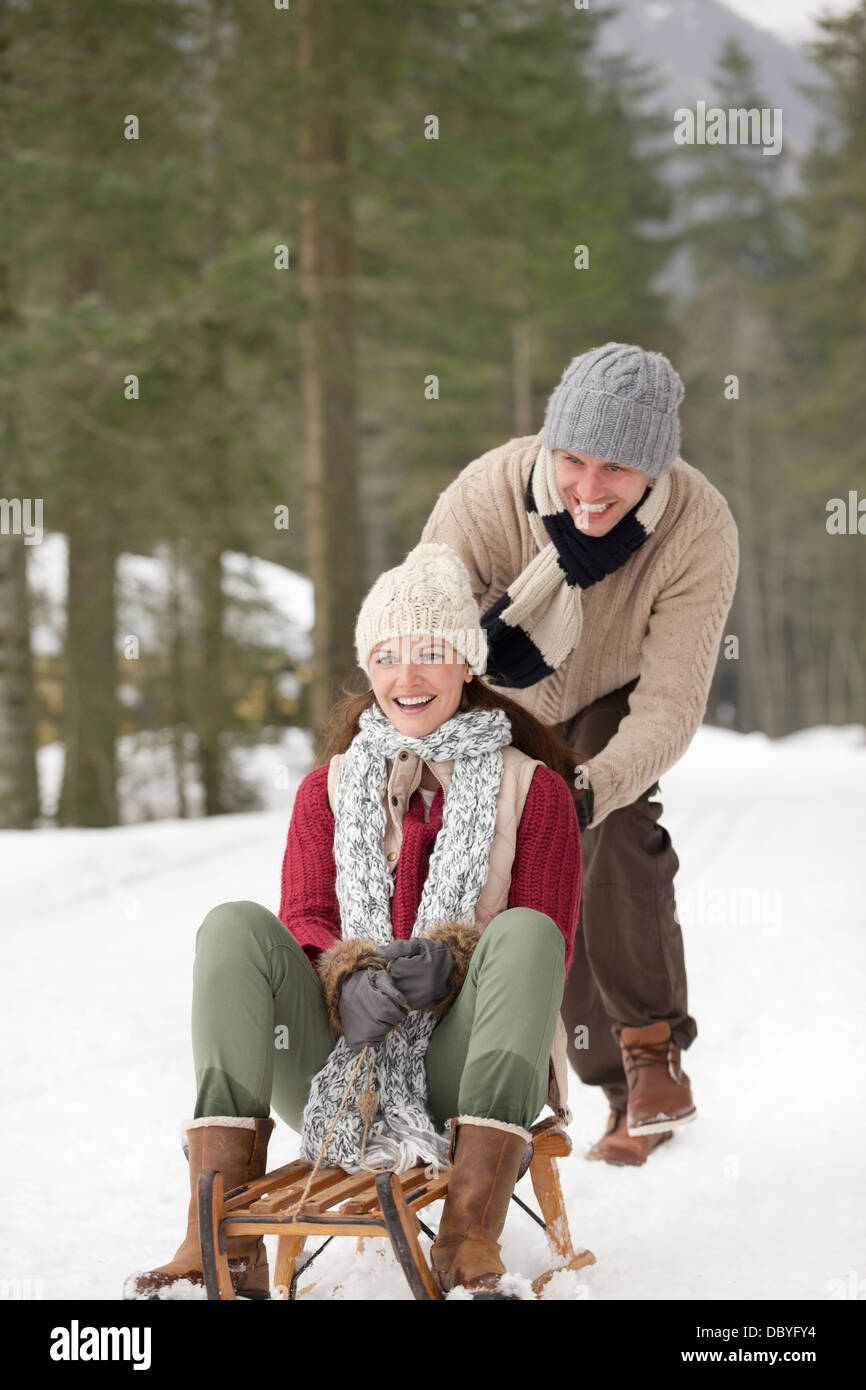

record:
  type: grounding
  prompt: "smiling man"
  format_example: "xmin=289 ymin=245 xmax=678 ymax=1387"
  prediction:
xmin=419 ymin=342 xmax=739 ymax=1165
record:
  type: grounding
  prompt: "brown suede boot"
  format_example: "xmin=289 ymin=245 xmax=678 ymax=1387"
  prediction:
xmin=123 ymin=1116 xmax=274 ymax=1300
xmin=587 ymin=1108 xmax=673 ymax=1166
xmin=430 ymin=1116 xmax=533 ymax=1300
xmin=620 ymin=1021 xmax=696 ymax=1136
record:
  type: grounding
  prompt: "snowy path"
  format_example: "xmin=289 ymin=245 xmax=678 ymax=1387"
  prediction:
xmin=1 ymin=726 xmax=863 ymax=1301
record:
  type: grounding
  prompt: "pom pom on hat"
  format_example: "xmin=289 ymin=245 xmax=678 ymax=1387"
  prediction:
xmin=354 ymin=541 xmax=488 ymax=677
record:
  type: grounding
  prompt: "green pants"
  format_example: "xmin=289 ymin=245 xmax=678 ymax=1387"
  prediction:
xmin=191 ymin=902 xmax=565 ymax=1132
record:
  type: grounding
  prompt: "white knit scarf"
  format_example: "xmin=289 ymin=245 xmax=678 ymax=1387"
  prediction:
xmin=299 ymin=702 xmax=512 ymax=1174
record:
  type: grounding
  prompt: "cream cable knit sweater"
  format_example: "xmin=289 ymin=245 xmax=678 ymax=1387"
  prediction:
xmin=419 ymin=430 xmax=739 ymax=827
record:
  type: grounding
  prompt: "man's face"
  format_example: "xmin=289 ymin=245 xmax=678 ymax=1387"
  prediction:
xmin=554 ymin=449 xmax=650 ymax=536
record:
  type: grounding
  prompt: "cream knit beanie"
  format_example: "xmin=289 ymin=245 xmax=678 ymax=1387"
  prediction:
xmin=354 ymin=542 xmax=488 ymax=677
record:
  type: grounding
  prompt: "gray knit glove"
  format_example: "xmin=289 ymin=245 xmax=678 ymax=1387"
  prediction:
xmin=375 ymin=938 xmax=455 ymax=1009
xmin=338 ymin=968 xmax=410 ymax=1054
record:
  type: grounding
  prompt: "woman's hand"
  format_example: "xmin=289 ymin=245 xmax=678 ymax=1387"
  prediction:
xmin=375 ymin=938 xmax=455 ymax=1009
xmin=338 ymin=967 xmax=411 ymax=1054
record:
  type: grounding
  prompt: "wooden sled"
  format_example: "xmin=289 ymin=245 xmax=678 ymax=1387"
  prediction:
xmin=197 ymin=1116 xmax=595 ymax=1301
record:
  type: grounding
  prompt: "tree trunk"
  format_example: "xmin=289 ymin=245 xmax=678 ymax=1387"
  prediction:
xmin=729 ymin=295 xmax=775 ymax=734
xmin=297 ymin=0 xmax=362 ymax=748
xmin=789 ymin=510 xmax=824 ymax=729
xmin=761 ymin=474 xmax=790 ymax=730
xmin=192 ymin=531 xmax=227 ymax=816
xmin=55 ymin=6 xmax=118 ymax=825
xmin=0 ymin=266 xmax=40 ymax=823
xmin=190 ymin=0 xmax=233 ymax=814
xmin=167 ymin=540 xmax=191 ymax=819
xmin=57 ymin=235 xmax=118 ymax=825
xmin=512 ymin=320 xmax=532 ymax=437
xmin=58 ymin=503 xmax=118 ymax=826
xmin=0 ymin=530 xmax=40 ymax=828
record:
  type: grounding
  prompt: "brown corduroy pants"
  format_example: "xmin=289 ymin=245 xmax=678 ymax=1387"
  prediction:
xmin=556 ymin=678 xmax=697 ymax=1113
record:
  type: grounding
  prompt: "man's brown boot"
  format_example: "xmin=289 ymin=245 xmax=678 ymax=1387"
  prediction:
xmin=620 ymin=1021 xmax=696 ymax=1136
xmin=587 ymin=1108 xmax=673 ymax=1166
xmin=123 ymin=1116 xmax=275 ymax=1300
xmin=430 ymin=1116 xmax=533 ymax=1299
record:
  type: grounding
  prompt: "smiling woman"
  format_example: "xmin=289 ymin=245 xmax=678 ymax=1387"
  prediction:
xmin=368 ymin=634 xmax=473 ymax=740
xmin=125 ymin=539 xmax=590 ymax=1302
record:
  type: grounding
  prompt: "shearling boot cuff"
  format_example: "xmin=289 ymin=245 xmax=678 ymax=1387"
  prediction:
xmin=180 ymin=1115 xmax=260 ymax=1158
xmin=452 ymin=1115 xmax=533 ymax=1143
xmin=183 ymin=1116 xmax=258 ymax=1134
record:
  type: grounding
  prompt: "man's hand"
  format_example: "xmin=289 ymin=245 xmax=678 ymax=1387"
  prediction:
xmin=338 ymin=967 xmax=410 ymax=1054
xmin=573 ymin=764 xmax=594 ymax=831
xmin=375 ymin=938 xmax=455 ymax=1009
xmin=576 ymin=779 xmax=594 ymax=831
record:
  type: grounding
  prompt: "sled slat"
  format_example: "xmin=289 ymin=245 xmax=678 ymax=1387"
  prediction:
xmin=223 ymin=1160 xmax=312 ymax=1211
xmin=403 ymin=1172 xmax=451 ymax=1206
xmin=397 ymin=1168 xmax=433 ymax=1194
xmin=303 ymin=1170 xmax=380 ymax=1213
xmin=248 ymin=1167 xmax=346 ymax=1213
xmin=225 ymin=1216 xmax=391 ymax=1238
xmin=330 ymin=1167 xmax=449 ymax=1215
xmin=293 ymin=1165 xmax=443 ymax=1219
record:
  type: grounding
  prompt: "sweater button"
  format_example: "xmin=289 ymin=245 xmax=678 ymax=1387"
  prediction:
xmin=387 ymin=852 xmax=397 ymax=861
xmin=398 ymin=750 xmax=408 ymax=760
xmin=391 ymin=795 xmax=398 ymax=805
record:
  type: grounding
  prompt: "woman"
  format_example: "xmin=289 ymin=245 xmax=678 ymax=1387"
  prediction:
xmin=124 ymin=541 xmax=588 ymax=1301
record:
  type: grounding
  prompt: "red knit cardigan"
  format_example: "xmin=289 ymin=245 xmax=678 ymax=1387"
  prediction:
xmin=278 ymin=762 xmax=581 ymax=977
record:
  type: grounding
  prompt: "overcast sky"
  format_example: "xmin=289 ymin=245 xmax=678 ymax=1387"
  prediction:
xmin=719 ymin=0 xmax=860 ymax=44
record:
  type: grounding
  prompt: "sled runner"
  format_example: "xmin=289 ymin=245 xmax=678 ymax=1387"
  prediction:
xmin=197 ymin=1114 xmax=595 ymax=1300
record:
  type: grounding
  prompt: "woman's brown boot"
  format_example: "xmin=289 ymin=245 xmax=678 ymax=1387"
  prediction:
xmin=123 ymin=1116 xmax=274 ymax=1299
xmin=430 ymin=1116 xmax=533 ymax=1299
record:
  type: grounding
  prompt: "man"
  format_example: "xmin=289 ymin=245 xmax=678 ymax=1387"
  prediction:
xmin=419 ymin=342 xmax=739 ymax=1165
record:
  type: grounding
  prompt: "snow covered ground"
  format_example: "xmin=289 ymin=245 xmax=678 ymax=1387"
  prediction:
xmin=1 ymin=723 xmax=864 ymax=1301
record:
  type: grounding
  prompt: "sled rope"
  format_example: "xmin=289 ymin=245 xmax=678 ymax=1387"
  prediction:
xmin=357 ymin=1044 xmax=403 ymax=1172
xmin=288 ymin=1043 xmax=401 ymax=1216
xmin=288 ymin=1047 xmax=367 ymax=1215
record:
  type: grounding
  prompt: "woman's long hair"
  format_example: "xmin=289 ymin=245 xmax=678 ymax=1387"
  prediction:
xmin=314 ymin=669 xmax=591 ymax=811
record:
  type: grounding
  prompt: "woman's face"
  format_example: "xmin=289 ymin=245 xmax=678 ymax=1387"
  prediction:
xmin=369 ymin=633 xmax=473 ymax=735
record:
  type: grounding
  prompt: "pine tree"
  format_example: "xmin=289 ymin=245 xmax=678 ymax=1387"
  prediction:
xmin=785 ymin=3 xmax=866 ymax=723
xmin=0 ymin=0 xmax=40 ymax=827
xmin=674 ymin=37 xmax=800 ymax=733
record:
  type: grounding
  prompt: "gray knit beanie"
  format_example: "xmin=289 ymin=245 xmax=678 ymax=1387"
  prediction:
xmin=542 ymin=342 xmax=684 ymax=478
